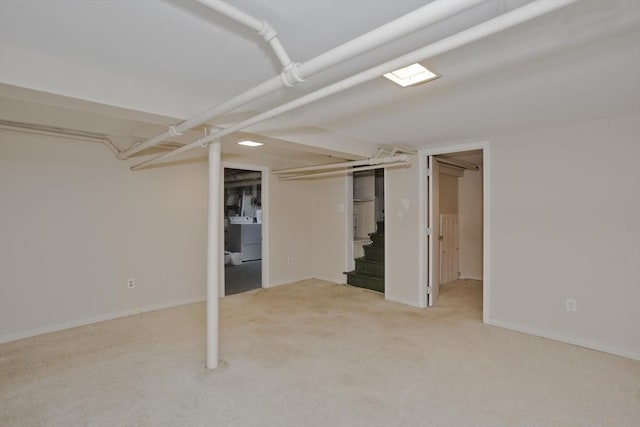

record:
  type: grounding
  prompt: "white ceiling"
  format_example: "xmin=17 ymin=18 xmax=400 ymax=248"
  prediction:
xmin=0 ymin=0 xmax=638 ymax=162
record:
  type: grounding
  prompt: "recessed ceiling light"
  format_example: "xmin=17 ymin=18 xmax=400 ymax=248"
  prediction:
xmin=237 ymin=140 xmax=263 ymax=147
xmin=383 ymin=63 xmax=438 ymax=87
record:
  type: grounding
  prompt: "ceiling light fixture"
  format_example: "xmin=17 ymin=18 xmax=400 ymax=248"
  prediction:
xmin=383 ymin=63 xmax=438 ymax=87
xmin=237 ymin=140 xmax=263 ymax=147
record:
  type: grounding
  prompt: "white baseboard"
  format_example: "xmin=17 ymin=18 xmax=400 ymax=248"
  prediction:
xmin=266 ymin=276 xmax=313 ymax=288
xmin=459 ymin=275 xmax=483 ymax=281
xmin=385 ymin=294 xmax=423 ymax=308
xmin=139 ymin=297 xmax=205 ymax=313
xmin=487 ymin=318 xmax=640 ymax=361
xmin=312 ymin=276 xmax=346 ymax=285
xmin=0 ymin=296 xmax=205 ymax=345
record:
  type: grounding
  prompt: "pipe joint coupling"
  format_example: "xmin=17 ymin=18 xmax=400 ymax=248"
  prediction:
xmin=198 ymin=139 xmax=208 ymax=148
xmin=168 ymin=125 xmax=184 ymax=137
xmin=280 ymin=63 xmax=305 ymax=87
xmin=258 ymin=20 xmax=277 ymax=42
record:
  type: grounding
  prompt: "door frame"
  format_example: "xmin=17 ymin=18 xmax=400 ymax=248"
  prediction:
xmin=220 ymin=162 xmax=270 ymax=297
xmin=417 ymin=141 xmax=490 ymax=323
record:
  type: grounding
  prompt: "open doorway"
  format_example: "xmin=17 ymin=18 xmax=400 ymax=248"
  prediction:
xmin=223 ymin=167 xmax=263 ymax=295
xmin=426 ymin=149 xmax=484 ymax=315
xmin=345 ymin=169 xmax=385 ymax=293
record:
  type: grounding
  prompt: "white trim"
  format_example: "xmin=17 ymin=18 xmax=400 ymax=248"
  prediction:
xmin=221 ymin=162 xmax=270 ymax=296
xmin=385 ymin=295 xmax=422 ymax=308
xmin=428 ymin=154 xmax=435 ymax=306
xmin=267 ymin=276 xmax=314 ymax=288
xmin=345 ymin=174 xmax=354 ymax=272
xmin=383 ymin=170 xmax=389 ymax=300
xmin=482 ymin=142 xmax=491 ymax=324
xmin=417 ymin=141 xmax=489 ymax=320
xmin=417 ymin=154 xmax=428 ymax=308
xmin=487 ymin=318 xmax=640 ymax=361
xmin=312 ymin=275 xmax=347 ymax=284
xmin=0 ymin=297 xmax=205 ymax=345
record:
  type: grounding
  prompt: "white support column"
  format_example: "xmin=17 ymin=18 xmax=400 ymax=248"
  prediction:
xmin=206 ymin=141 xmax=221 ymax=369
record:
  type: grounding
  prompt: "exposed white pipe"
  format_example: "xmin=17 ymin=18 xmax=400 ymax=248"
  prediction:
xmin=122 ymin=0 xmax=484 ymax=159
xmin=197 ymin=0 xmax=262 ymax=31
xmin=279 ymin=162 xmax=409 ymax=181
xmin=206 ymin=142 xmax=221 ymax=369
xmin=196 ymin=0 xmax=292 ymax=68
xmin=0 ymin=119 xmax=131 ymax=160
xmin=436 ymin=157 xmax=479 ymax=170
xmin=273 ymin=155 xmax=410 ymax=175
xmin=295 ymin=0 xmax=484 ymax=78
xmin=131 ymin=0 xmax=578 ymax=171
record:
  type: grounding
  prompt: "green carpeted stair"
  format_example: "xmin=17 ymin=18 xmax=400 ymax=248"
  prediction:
xmin=345 ymin=221 xmax=384 ymax=293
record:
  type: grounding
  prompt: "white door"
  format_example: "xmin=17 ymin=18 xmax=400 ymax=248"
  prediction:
xmin=428 ymin=156 xmax=440 ymax=306
xmin=440 ymin=214 xmax=459 ymax=285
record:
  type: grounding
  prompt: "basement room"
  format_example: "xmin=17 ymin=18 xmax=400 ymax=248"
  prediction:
xmin=1 ymin=0 xmax=638 ymax=426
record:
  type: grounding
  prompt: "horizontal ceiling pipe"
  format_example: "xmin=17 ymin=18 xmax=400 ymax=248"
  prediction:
xmin=123 ymin=0 xmax=484 ymax=159
xmin=0 ymin=119 xmax=128 ymax=160
xmin=296 ymin=0 xmax=486 ymax=78
xmin=279 ymin=162 xmax=409 ymax=181
xmin=131 ymin=0 xmax=577 ymax=171
xmin=436 ymin=157 xmax=479 ymax=170
xmin=273 ymin=155 xmax=410 ymax=175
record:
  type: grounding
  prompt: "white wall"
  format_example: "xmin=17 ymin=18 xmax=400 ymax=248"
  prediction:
xmin=0 ymin=134 xmax=347 ymax=342
xmin=0 ymin=131 xmax=208 ymax=342
xmin=488 ymin=114 xmax=640 ymax=359
xmin=310 ymin=175 xmax=348 ymax=284
xmin=458 ymin=168 xmax=483 ymax=279
xmin=439 ymin=173 xmax=458 ymax=215
xmin=267 ymin=175 xmax=314 ymax=286
xmin=385 ymin=157 xmax=422 ymax=306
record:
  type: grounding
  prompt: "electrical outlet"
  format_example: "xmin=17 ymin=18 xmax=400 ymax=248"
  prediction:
xmin=287 ymin=258 xmax=293 ymax=265
xmin=127 ymin=278 xmax=135 ymax=289
xmin=565 ymin=298 xmax=576 ymax=312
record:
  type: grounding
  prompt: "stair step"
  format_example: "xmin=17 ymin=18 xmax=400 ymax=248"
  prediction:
xmin=368 ymin=233 xmax=384 ymax=247
xmin=363 ymin=244 xmax=384 ymax=261
xmin=346 ymin=272 xmax=384 ymax=293
xmin=355 ymin=257 xmax=384 ymax=275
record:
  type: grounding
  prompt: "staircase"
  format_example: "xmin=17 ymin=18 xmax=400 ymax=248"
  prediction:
xmin=345 ymin=221 xmax=384 ymax=293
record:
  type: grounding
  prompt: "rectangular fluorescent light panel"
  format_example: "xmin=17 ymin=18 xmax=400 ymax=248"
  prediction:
xmin=237 ymin=140 xmax=263 ymax=147
xmin=383 ymin=63 xmax=438 ymax=87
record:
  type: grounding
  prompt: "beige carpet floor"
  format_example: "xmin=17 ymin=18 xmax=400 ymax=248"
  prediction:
xmin=1 ymin=279 xmax=638 ymax=426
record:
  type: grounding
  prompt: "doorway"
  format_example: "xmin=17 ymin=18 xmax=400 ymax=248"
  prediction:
xmin=345 ymin=169 xmax=385 ymax=293
xmin=422 ymin=146 xmax=487 ymax=318
xmin=223 ymin=167 xmax=264 ymax=295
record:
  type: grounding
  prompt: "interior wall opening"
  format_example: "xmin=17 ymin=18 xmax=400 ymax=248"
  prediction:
xmin=223 ymin=167 xmax=263 ymax=295
xmin=345 ymin=169 xmax=385 ymax=294
xmin=428 ymin=149 xmax=484 ymax=315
